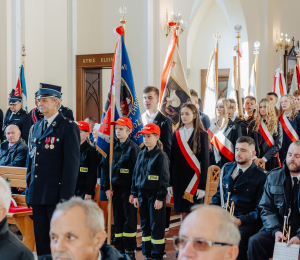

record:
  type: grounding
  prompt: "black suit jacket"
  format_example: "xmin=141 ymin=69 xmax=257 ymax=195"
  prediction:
xmin=59 ymin=105 xmax=74 ymax=121
xmin=2 ymin=108 xmax=31 ymax=143
xmin=233 ymin=117 xmax=249 ymax=136
xmin=0 ymin=138 xmax=28 ymax=167
xmin=0 ymin=217 xmax=34 ymax=260
xmin=211 ymin=161 xmax=267 ymax=225
xmin=25 ymin=113 xmax=80 ymax=205
xmin=153 ymin=111 xmax=172 ymax=159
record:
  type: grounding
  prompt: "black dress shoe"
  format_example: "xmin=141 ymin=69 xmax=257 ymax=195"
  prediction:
xmin=136 ymin=242 xmax=143 ymax=251
xmin=126 ymin=250 xmax=136 ymax=260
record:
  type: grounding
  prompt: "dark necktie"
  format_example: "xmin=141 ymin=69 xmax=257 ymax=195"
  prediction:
xmin=233 ymin=169 xmax=243 ymax=185
xmin=292 ymin=177 xmax=299 ymax=200
xmin=42 ymin=120 xmax=48 ymax=134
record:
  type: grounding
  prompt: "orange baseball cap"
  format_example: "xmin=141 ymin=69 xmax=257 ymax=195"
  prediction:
xmin=77 ymin=121 xmax=90 ymax=132
xmin=110 ymin=117 xmax=133 ymax=129
xmin=136 ymin=123 xmax=160 ymax=136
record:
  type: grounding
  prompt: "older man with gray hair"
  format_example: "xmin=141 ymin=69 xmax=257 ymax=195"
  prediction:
xmin=175 ymin=205 xmax=240 ymax=260
xmin=49 ymin=197 xmax=128 ymax=260
xmin=0 ymin=176 xmax=34 ymax=260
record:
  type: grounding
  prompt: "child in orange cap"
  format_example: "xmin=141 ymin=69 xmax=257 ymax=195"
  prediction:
xmin=101 ymin=117 xmax=141 ymax=259
xmin=131 ymin=123 xmax=170 ymax=260
xmin=75 ymin=121 xmax=99 ymax=200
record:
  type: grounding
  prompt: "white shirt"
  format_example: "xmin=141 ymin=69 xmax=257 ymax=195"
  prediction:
xmin=181 ymin=126 xmax=194 ymax=142
xmin=231 ymin=165 xmax=251 ymax=180
xmin=8 ymin=142 xmax=16 ymax=149
xmin=97 ymin=251 xmax=101 ymax=260
xmin=141 ymin=111 xmax=159 ymax=125
xmin=44 ymin=112 xmax=59 ymax=129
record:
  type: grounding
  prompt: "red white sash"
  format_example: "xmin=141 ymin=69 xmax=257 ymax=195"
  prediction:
xmin=279 ymin=114 xmax=299 ymax=142
xmin=207 ymin=124 xmax=234 ymax=162
xmin=258 ymin=120 xmax=281 ymax=167
xmin=31 ymin=108 xmax=38 ymax=123
xmin=175 ymin=129 xmax=200 ymax=203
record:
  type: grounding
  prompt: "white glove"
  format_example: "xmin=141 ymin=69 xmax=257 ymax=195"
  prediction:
xmin=196 ymin=189 xmax=205 ymax=200
xmin=168 ymin=187 xmax=174 ymax=197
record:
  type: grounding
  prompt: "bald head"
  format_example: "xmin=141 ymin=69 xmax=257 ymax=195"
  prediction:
xmin=178 ymin=205 xmax=240 ymax=260
xmin=5 ymin=125 xmax=21 ymax=145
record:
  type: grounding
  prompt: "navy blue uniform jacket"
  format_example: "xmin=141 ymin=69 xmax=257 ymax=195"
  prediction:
xmin=59 ymin=105 xmax=74 ymax=121
xmin=25 ymin=113 xmax=80 ymax=205
xmin=0 ymin=138 xmax=28 ymax=167
xmin=2 ymin=108 xmax=31 ymax=143
xmin=211 ymin=161 xmax=267 ymax=224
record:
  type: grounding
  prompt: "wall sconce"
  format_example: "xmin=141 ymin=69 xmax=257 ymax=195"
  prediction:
xmin=165 ymin=9 xmax=187 ymax=37
xmin=276 ymin=31 xmax=290 ymax=52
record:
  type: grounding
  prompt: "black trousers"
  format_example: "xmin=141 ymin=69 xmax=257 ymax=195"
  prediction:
xmin=138 ymin=189 xmax=166 ymax=259
xmin=237 ymin=223 xmax=262 ymax=260
xmin=32 ymin=204 xmax=56 ymax=256
xmin=248 ymin=229 xmax=275 ymax=260
xmin=113 ymin=186 xmax=137 ymax=251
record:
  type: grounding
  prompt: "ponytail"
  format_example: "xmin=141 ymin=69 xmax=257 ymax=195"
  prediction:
xmin=157 ymin=140 xmax=163 ymax=150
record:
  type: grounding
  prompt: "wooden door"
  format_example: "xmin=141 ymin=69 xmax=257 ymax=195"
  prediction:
xmin=84 ymin=69 xmax=102 ymax=122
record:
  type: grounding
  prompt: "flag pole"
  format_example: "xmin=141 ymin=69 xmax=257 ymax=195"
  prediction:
xmin=233 ymin=46 xmax=238 ymax=104
xmin=235 ymin=25 xmax=243 ymax=118
xmin=107 ymin=6 xmax=127 ymax=245
xmin=254 ymin=42 xmax=260 ymax=95
xmin=213 ymin=33 xmax=221 ymax=101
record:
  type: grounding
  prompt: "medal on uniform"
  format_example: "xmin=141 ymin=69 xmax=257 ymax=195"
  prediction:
xmin=50 ymin=137 xmax=55 ymax=149
xmin=45 ymin=137 xmax=50 ymax=149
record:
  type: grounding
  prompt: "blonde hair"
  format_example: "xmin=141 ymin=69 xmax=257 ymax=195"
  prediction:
xmin=215 ymin=98 xmax=230 ymax=122
xmin=279 ymin=94 xmax=299 ymax=121
xmin=253 ymin=98 xmax=278 ymax=135
xmin=153 ymin=134 xmax=163 ymax=150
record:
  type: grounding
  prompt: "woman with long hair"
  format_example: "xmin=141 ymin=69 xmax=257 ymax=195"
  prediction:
xmin=278 ymin=94 xmax=300 ymax=162
xmin=248 ymin=98 xmax=283 ymax=171
xmin=169 ymin=103 xmax=209 ymax=219
xmin=208 ymin=98 xmax=242 ymax=168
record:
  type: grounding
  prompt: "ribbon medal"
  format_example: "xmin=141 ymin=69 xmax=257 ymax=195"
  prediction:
xmin=45 ymin=137 xmax=50 ymax=149
xmin=50 ymin=137 xmax=55 ymax=149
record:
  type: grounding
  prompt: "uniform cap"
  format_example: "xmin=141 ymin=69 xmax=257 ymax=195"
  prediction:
xmin=77 ymin=121 xmax=90 ymax=132
xmin=110 ymin=117 xmax=133 ymax=129
xmin=136 ymin=123 xmax=160 ymax=136
xmin=37 ymin=83 xmax=62 ymax=99
xmin=9 ymin=89 xmax=22 ymax=104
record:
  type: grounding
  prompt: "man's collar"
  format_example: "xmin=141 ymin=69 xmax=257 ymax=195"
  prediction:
xmin=115 ymin=137 xmax=130 ymax=149
xmin=44 ymin=111 xmax=59 ymax=126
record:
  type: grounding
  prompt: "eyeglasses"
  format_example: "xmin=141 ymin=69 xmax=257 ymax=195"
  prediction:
xmin=173 ymin=236 xmax=234 ymax=251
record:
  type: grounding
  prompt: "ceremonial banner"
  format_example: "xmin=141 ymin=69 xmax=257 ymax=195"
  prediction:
xmin=14 ymin=65 xmax=27 ymax=111
xmin=273 ymin=68 xmax=287 ymax=108
xmin=248 ymin=63 xmax=256 ymax=98
xmin=203 ymin=51 xmax=216 ymax=120
xmin=96 ymin=26 xmax=144 ymax=157
xmin=290 ymin=65 xmax=300 ymax=93
xmin=159 ymin=30 xmax=190 ymax=127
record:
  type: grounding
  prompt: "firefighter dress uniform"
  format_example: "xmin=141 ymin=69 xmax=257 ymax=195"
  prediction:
xmin=101 ymin=118 xmax=141 ymax=257
xmin=25 ymin=83 xmax=80 ymax=256
xmin=131 ymin=123 xmax=169 ymax=260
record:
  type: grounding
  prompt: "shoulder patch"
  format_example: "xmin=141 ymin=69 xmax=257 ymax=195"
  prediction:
xmin=256 ymin=166 xmax=269 ymax=175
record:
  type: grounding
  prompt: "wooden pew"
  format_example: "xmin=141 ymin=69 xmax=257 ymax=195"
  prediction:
xmin=204 ymin=165 xmax=220 ymax=205
xmin=0 ymin=166 xmax=35 ymax=251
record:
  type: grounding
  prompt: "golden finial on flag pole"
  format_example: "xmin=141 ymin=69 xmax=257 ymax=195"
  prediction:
xmin=234 ymin=24 xmax=243 ymax=118
xmin=165 ymin=11 xmax=188 ymax=49
xmin=119 ymin=6 xmax=127 ymax=44
xmin=213 ymin=32 xmax=221 ymax=100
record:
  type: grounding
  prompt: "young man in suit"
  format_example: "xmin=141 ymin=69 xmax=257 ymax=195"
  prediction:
xmin=228 ymin=98 xmax=249 ymax=136
xmin=189 ymin=89 xmax=210 ymax=130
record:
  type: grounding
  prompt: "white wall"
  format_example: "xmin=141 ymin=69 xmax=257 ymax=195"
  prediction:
xmin=187 ymin=2 xmax=232 ymax=97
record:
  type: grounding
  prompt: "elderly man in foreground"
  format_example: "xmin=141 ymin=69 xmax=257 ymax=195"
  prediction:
xmin=49 ymin=197 xmax=128 ymax=260
xmin=0 ymin=176 xmax=34 ymax=260
xmin=175 ymin=205 xmax=240 ymax=260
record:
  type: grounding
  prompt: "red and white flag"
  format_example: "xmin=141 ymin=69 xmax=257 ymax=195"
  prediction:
xmin=273 ymin=68 xmax=287 ymax=108
xmin=159 ymin=30 xmax=190 ymax=127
